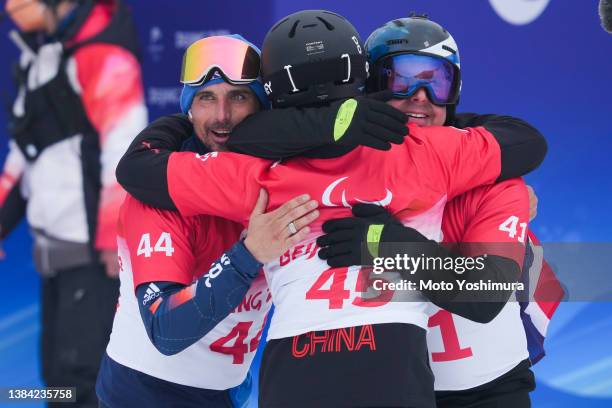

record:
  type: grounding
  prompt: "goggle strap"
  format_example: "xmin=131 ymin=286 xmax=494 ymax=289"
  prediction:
xmin=266 ymin=54 xmax=367 ymax=96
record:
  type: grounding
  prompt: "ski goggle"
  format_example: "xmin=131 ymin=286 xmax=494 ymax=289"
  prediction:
xmin=180 ymin=36 xmax=261 ymax=86
xmin=374 ymin=53 xmax=460 ymax=105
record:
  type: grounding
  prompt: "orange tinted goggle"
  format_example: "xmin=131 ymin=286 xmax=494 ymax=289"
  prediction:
xmin=180 ymin=36 xmax=261 ymax=86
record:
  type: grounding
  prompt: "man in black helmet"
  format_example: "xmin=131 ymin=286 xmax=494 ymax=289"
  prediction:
xmin=114 ymin=10 xmax=546 ymax=408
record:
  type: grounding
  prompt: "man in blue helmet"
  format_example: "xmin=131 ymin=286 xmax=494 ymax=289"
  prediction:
xmin=315 ymin=15 xmax=551 ymax=408
xmin=95 ymin=34 xmax=322 ymax=408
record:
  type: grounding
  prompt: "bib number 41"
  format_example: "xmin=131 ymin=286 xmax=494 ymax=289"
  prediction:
xmin=498 ymin=216 xmax=527 ymax=243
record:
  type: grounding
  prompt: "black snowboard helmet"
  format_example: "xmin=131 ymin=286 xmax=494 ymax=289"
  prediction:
xmin=261 ymin=10 xmax=368 ymax=108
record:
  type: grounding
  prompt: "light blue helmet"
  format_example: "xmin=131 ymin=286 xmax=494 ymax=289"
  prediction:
xmin=365 ymin=16 xmax=461 ymax=122
xmin=365 ymin=16 xmax=460 ymax=72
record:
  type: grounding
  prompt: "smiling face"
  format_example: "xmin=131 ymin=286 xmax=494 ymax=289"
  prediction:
xmin=189 ymin=81 xmax=260 ymax=152
xmin=387 ymin=88 xmax=447 ymax=127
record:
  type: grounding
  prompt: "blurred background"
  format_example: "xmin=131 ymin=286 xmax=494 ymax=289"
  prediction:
xmin=1 ymin=0 xmax=611 ymax=407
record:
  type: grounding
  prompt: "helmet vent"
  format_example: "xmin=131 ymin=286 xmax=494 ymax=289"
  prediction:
xmin=289 ymin=20 xmax=300 ymax=38
xmin=316 ymin=17 xmax=335 ymax=30
xmin=392 ymin=19 xmax=405 ymax=27
xmin=442 ymin=45 xmax=456 ymax=54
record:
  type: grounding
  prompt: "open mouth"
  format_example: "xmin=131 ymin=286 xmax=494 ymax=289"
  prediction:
xmin=406 ymin=112 xmax=428 ymax=119
xmin=210 ymin=129 xmax=231 ymax=142
xmin=405 ymin=112 xmax=431 ymax=125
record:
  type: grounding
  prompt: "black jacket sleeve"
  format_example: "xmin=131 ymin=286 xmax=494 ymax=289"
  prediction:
xmin=116 ymin=114 xmax=193 ymax=210
xmin=411 ymin=243 xmax=521 ymax=324
xmin=0 ymin=180 xmax=27 ymax=240
xmin=227 ymin=107 xmax=334 ymax=159
xmin=115 ymin=111 xmax=332 ymax=207
xmin=230 ymin=110 xmax=547 ymax=174
xmin=454 ymin=113 xmax=547 ymax=181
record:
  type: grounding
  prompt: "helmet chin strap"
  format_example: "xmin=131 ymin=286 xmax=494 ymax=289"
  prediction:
xmin=444 ymin=96 xmax=459 ymax=126
xmin=444 ymin=104 xmax=456 ymax=126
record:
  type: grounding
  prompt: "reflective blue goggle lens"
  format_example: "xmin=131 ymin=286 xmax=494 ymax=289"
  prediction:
xmin=378 ymin=54 xmax=458 ymax=105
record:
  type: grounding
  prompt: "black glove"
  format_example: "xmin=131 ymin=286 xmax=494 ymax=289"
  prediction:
xmin=317 ymin=203 xmax=435 ymax=268
xmin=330 ymin=90 xmax=408 ymax=151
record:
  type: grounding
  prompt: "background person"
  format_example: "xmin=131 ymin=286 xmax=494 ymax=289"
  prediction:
xmin=0 ymin=0 xmax=146 ymax=405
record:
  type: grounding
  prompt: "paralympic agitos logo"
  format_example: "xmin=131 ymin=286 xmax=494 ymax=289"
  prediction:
xmin=489 ymin=0 xmax=550 ymax=25
xmin=322 ymin=176 xmax=393 ymax=208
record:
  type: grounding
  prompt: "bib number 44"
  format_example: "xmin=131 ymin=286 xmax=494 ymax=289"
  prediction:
xmin=137 ymin=232 xmax=175 ymax=257
xmin=210 ymin=320 xmax=266 ymax=364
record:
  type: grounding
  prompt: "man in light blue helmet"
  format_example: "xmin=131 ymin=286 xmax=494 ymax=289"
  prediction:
xmin=95 ymin=34 xmax=320 ymax=408
xmin=318 ymin=15 xmax=549 ymax=408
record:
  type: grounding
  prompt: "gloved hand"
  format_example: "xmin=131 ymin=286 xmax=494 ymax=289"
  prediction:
xmin=226 ymin=90 xmax=408 ymax=159
xmin=317 ymin=203 xmax=435 ymax=268
xmin=329 ymin=90 xmax=408 ymax=151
